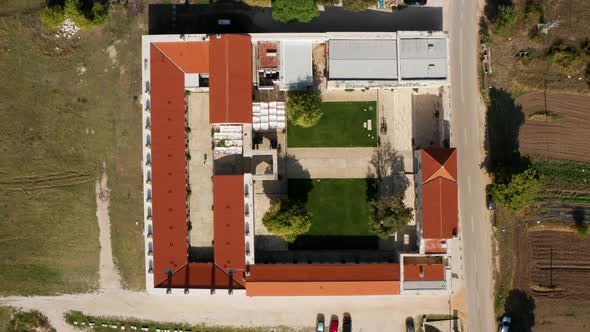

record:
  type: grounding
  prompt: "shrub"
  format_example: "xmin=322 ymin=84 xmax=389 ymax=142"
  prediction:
xmin=63 ymin=0 xmax=108 ymax=29
xmin=581 ymin=39 xmax=590 ymax=57
xmin=262 ymin=199 xmax=312 ymax=242
xmin=548 ymin=42 xmax=581 ymax=69
xmin=525 ymin=1 xmax=543 ymax=24
xmin=368 ymin=197 xmax=413 ymax=238
xmin=271 ymin=0 xmax=319 ymax=23
xmin=342 ymin=0 xmax=372 ymax=12
xmin=492 ymin=5 xmax=517 ymax=37
xmin=287 ymin=89 xmax=323 ymax=128
xmin=40 ymin=6 xmax=65 ymax=29
xmin=491 ymin=166 xmax=542 ymax=213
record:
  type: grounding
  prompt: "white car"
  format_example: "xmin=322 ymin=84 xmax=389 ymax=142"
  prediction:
xmin=499 ymin=316 xmax=511 ymax=332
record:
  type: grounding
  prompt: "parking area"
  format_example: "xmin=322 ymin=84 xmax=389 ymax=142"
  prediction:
xmin=187 ymin=92 xmax=214 ymax=248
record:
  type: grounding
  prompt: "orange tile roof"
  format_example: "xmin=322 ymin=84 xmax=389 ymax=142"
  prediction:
xmin=421 ymin=148 xmax=458 ymax=239
xmin=153 ymin=42 xmax=210 ymax=73
xmin=213 ymin=175 xmax=246 ymax=271
xmin=157 ymin=263 xmax=245 ymax=290
xmin=246 ymin=281 xmax=400 ymax=296
xmin=424 ymin=239 xmax=448 ymax=254
xmin=209 ymin=35 xmax=253 ymax=124
xmin=150 ymin=44 xmax=189 ymax=286
xmin=404 ymin=264 xmax=445 ymax=281
xmin=258 ymin=41 xmax=279 ymax=69
xmin=247 ymin=264 xmax=400 ymax=282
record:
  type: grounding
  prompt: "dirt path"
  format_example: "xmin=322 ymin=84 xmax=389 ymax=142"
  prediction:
xmin=96 ymin=162 xmax=122 ymax=291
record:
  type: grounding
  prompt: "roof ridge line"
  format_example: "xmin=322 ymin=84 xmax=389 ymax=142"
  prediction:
xmin=154 ymin=262 xmax=189 ymax=288
xmin=152 ymin=43 xmax=186 ymax=74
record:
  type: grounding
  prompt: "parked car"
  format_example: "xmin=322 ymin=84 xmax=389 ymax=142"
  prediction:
xmin=487 ymin=194 xmax=496 ymax=211
xmin=329 ymin=317 xmax=338 ymax=332
xmin=499 ymin=316 xmax=511 ymax=332
xmin=405 ymin=317 xmax=415 ymax=332
xmin=316 ymin=315 xmax=325 ymax=332
xmin=342 ymin=313 xmax=352 ymax=332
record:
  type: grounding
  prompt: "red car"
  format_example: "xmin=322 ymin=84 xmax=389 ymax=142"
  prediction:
xmin=329 ymin=318 xmax=338 ymax=332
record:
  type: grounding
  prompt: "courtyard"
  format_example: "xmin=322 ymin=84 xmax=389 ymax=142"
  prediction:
xmin=287 ymin=101 xmax=378 ymax=147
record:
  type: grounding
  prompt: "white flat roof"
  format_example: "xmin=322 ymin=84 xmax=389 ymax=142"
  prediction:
xmin=328 ymin=39 xmax=398 ymax=80
xmin=280 ymin=41 xmax=313 ymax=90
xmin=399 ymin=38 xmax=447 ymax=79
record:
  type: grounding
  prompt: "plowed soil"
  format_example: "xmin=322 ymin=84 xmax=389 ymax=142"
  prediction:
xmin=517 ymin=92 xmax=590 ymax=162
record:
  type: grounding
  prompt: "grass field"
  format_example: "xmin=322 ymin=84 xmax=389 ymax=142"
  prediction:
xmin=287 ymin=101 xmax=378 ymax=147
xmin=288 ymin=179 xmax=378 ymax=250
xmin=0 ymin=6 xmax=145 ymax=294
xmin=0 ymin=306 xmax=55 ymax=332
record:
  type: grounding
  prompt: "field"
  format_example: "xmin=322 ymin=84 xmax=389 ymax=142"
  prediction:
xmin=287 ymin=179 xmax=378 ymax=250
xmin=517 ymin=92 xmax=590 ymax=162
xmin=484 ymin=0 xmax=590 ymax=94
xmin=0 ymin=306 xmax=55 ymax=332
xmin=0 ymin=6 xmax=145 ymax=294
xmin=287 ymin=101 xmax=378 ymax=147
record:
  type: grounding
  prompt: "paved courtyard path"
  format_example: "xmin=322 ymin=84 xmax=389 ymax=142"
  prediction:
xmin=287 ymin=147 xmax=376 ymax=179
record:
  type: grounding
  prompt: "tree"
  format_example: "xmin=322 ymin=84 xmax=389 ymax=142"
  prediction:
xmin=491 ymin=166 xmax=542 ymax=213
xmin=271 ymin=0 xmax=319 ymax=23
xmin=492 ymin=5 xmax=517 ymax=36
xmin=262 ymin=199 xmax=312 ymax=242
xmin=40 ymin=5 xmax=66 ymax=29
xmin=368 ymin=197 xmax=413 ymax=238
xmin=342 ymin=0 xmax=372 ymax=12
xmin=287 ymin=89 xmax=323 ymax=128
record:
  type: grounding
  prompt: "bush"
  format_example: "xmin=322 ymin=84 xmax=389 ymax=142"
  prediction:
xmin=368 ymin=197 xmax=413 ymax=238
xmin=63 ymin=0 xmax=108 ymax=29
xmin=40 ymin=6 xmax=65 ymax=29
xmin=492 ymin=5 xmax=517 ymax=37
xmin=491 ymin=166 xmax=542 ymax=212
xmin=581 ymin=39 xmax=590 ymax=56
xmin=262 ymin=199 xmax=312 ymax=242
xmin=525 ymin=1 xmax=543 ymax=24
xmin=342 ymin=0 xmax=372 ymax=12
xmin=287 ymin=89 xmax=323 ymax=128
xmin=548 ymin=42 xmax=581 ymax=69
xmin=271 ymin=0 xmax=319 ymax=23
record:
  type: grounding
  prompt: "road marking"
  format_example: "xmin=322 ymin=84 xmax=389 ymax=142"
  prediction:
xmin=467 ymin=175 xmax=471 ymax=193
xmin=459 ymin=29 xmax=464 ymax=103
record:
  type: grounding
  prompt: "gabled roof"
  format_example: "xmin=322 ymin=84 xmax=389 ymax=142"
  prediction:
xmin=153 ymin=42 xmax=210 ymax=73
xmin=209 ymin=35 xmax=253 ymax=124
xmin=213 ymin=175 xmax=246 ymax=271
xmin=156 ymin=263 xmax=245 ymax=290
xmin=150 ymin=44 xmax=189 ymax=286
xmin=421 ymin=148 xmax=458 ymax=239
xmin=404 ymin=264 xmax=445 ymax=281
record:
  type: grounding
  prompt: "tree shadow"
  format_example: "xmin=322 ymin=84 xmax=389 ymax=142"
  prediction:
xmin=483 ymin=87 xmax=526 ymax=174
xmin=573 ymin=206 xmax=588 ymax=234
xmin=484 ymin=0 xmax=513 ymax=22
xmin=503 ymin=289 xmax=535 ymax=332
xmin=368 ymin=140 xmax=410 ymax=200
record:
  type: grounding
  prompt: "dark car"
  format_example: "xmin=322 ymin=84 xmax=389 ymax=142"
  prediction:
xmin=487 ymin=194 xmax=496 ymax=211
xmin=342 ymin=313 xmax=352 ymax=332
xmin=406 ymin=317 xmax=415 ymax=332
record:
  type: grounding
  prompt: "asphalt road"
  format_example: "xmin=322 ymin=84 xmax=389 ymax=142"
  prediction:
xmin=448 ymin=0 xmax=496 ymax=331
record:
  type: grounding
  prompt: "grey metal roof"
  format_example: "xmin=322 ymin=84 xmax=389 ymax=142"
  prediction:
xmin=280 ymin=41 xmax=313 ymax=90
xmin=399 ymin=38 xmax=447 ymax=79
xmin=328 ymin=39 xmax=398 ymax=80
xmin=403 ymin=280 xmax=447 ymax=290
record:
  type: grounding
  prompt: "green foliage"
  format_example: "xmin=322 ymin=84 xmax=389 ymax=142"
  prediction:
xmin=243 ymin=0 xmax=272 ymax=6
xmin=491 ymin=166 xmax=543 ymax=212
xmin=63 ymin=0 xmax=108 ymax=29
xmin=262 ymin=199 xmax=312 ymax=242
xmin=0 ymin=307 xmax=55 ymax=332
xmin=368 ymin=197 xmax=413 ymax=238
xmin=479 ymin=17 xmax=491 ymax=44
xmin=548 ymin=42 xmax=581 ymax=69
xmin=271 ymin=0 xmax=319 ymax=23
xmin=40 ymin=5 xmax=65 ymax=29
xmin=492 ymin=5 xmax=517 ymax=37
xmin=581 ymin=39 xmax=590 ymax=56
xmin=525 ymin=1 xmax=543 ymax=24
xmin=342 ymin=0 xmax=372 ymax=12
xmin=532 ymin=157 xmax=590 ymax=190
xmin=287 ymin=89 xmax=323 ymax=128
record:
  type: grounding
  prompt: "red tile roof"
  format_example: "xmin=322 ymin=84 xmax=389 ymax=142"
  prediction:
xmin=156 ymin=263 xmax=245 ymax=290
xmin=258 ymin=41 xmax=279 ymax=69
xmin=246 ymin=281 xmax=400 ymax=296
xmin=209 ymin=35 xmax=253 ymax=124
xmin=153 ymin=42 xmax=210 ymax=73
xmin=213 ymin=175 xmax=246 ymax=271
xmin=421 ymin=148 xmax=458 ymax=239
xmin=150 ymin=44 xmax=189 ymax=286
xmin=424 ymin=239 xmax=448 ymax=254
xmin=404 ymin=264 xmax=445 ymax=281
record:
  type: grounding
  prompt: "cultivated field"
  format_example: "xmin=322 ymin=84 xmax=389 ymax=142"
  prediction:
xmin=517 ymin=92 xmax=590 ymax=162
xmin=0 ymin=6 xmax=145 ymax=294
xmin=287 ymin=101 xmax=378 ymax=147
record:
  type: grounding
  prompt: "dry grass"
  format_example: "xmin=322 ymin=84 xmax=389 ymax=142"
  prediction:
xmin=486 ymin=0 xmax=590 ymax=94
xmin=0 ymin=6 xmax=145 ymax=294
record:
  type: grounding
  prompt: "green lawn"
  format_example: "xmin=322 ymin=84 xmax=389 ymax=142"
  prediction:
xmin=288 ymin=179 xmax=378 ymax=250
xmin=287 ymin=101 xmax=378 ymax=147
